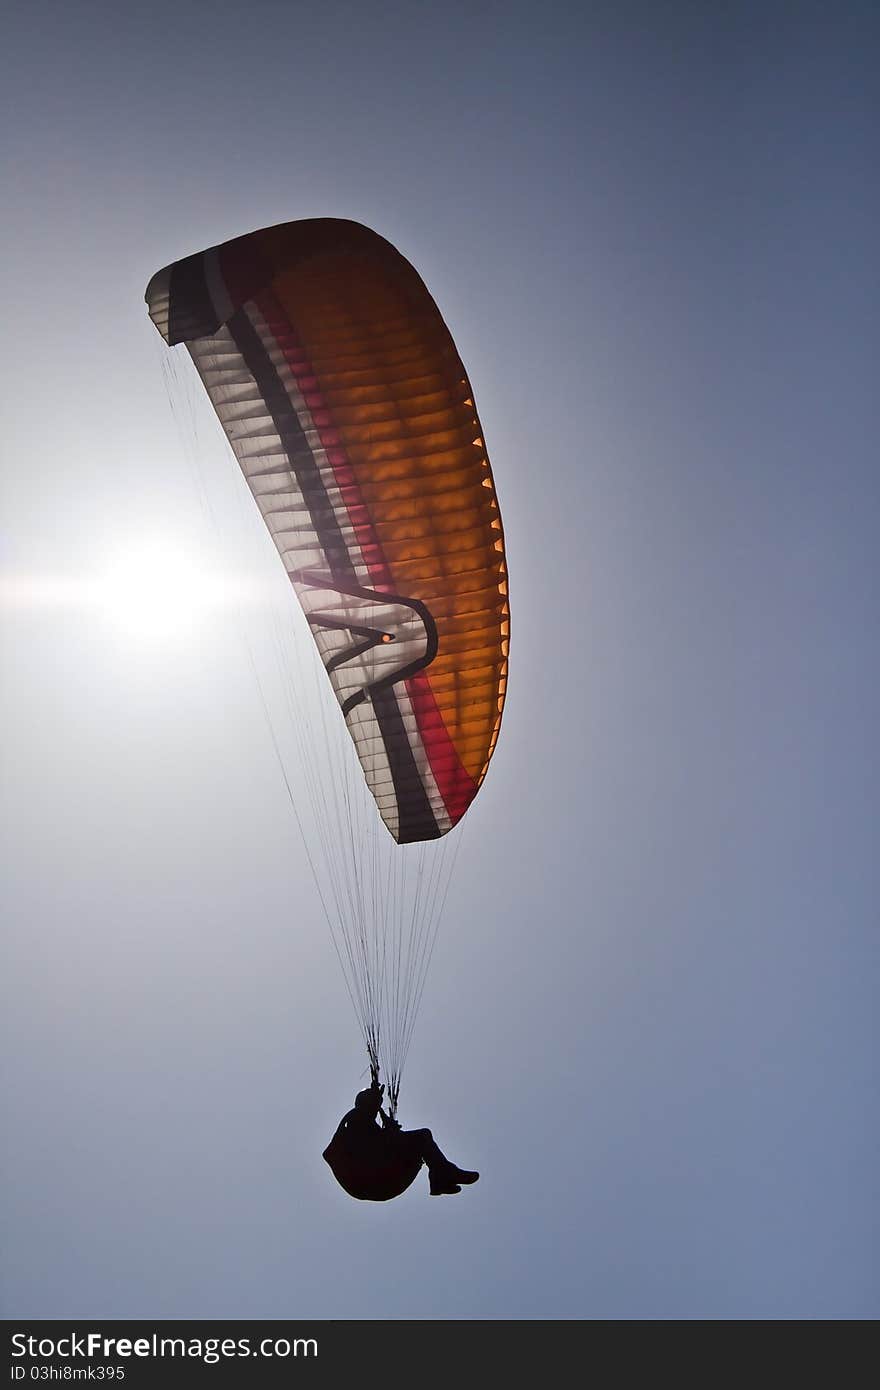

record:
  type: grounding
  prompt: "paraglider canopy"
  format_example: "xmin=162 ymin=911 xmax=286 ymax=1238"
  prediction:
xmin=146 ymin=219 xmax=509 ymax=845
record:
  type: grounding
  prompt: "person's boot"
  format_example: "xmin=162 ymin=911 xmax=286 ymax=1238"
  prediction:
xmin=429 ymin=1161 xmax=479 ymax=1195
xmin=447 ymin=1165 xmax=479 ymax=1186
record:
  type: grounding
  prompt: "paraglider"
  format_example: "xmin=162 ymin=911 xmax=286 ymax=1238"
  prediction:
xmin=323 ymin=1078 xmax=478 ymax=1200
xmin=146 ymin=219 xmax=508 ymax=1196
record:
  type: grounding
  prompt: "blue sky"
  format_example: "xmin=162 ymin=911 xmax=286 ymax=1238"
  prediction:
xmin=2 ymin=0 xmax=877 ymax=1318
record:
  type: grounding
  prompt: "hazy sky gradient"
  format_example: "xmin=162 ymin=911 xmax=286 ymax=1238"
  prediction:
xmin=2 ymin=1 xmax=877 ymax=1318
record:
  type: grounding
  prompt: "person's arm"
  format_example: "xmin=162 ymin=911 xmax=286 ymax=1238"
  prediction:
xmin=379 ymin=1107 xmax=401 ymax=1131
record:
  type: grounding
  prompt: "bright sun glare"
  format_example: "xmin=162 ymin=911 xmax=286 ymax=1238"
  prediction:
xmin=96 ymin=536 xmax=239 ymax=641
xmin=2 ymin=534 xmax=266 ymax=644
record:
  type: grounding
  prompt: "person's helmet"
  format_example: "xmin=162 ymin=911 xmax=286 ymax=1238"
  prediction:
xmin=354 ymin=1087 xmax=380 ymax=1112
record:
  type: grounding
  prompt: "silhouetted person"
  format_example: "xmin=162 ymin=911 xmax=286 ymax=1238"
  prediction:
xmin=323 ymin=1079 xmax=479 ymax=1201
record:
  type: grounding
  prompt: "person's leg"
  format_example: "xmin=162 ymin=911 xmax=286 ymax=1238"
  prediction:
xmin=402 ymin=1129 xmax=479 ymax=1195
xmin=404 ymin=1128 xmax=446 ymax=1168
